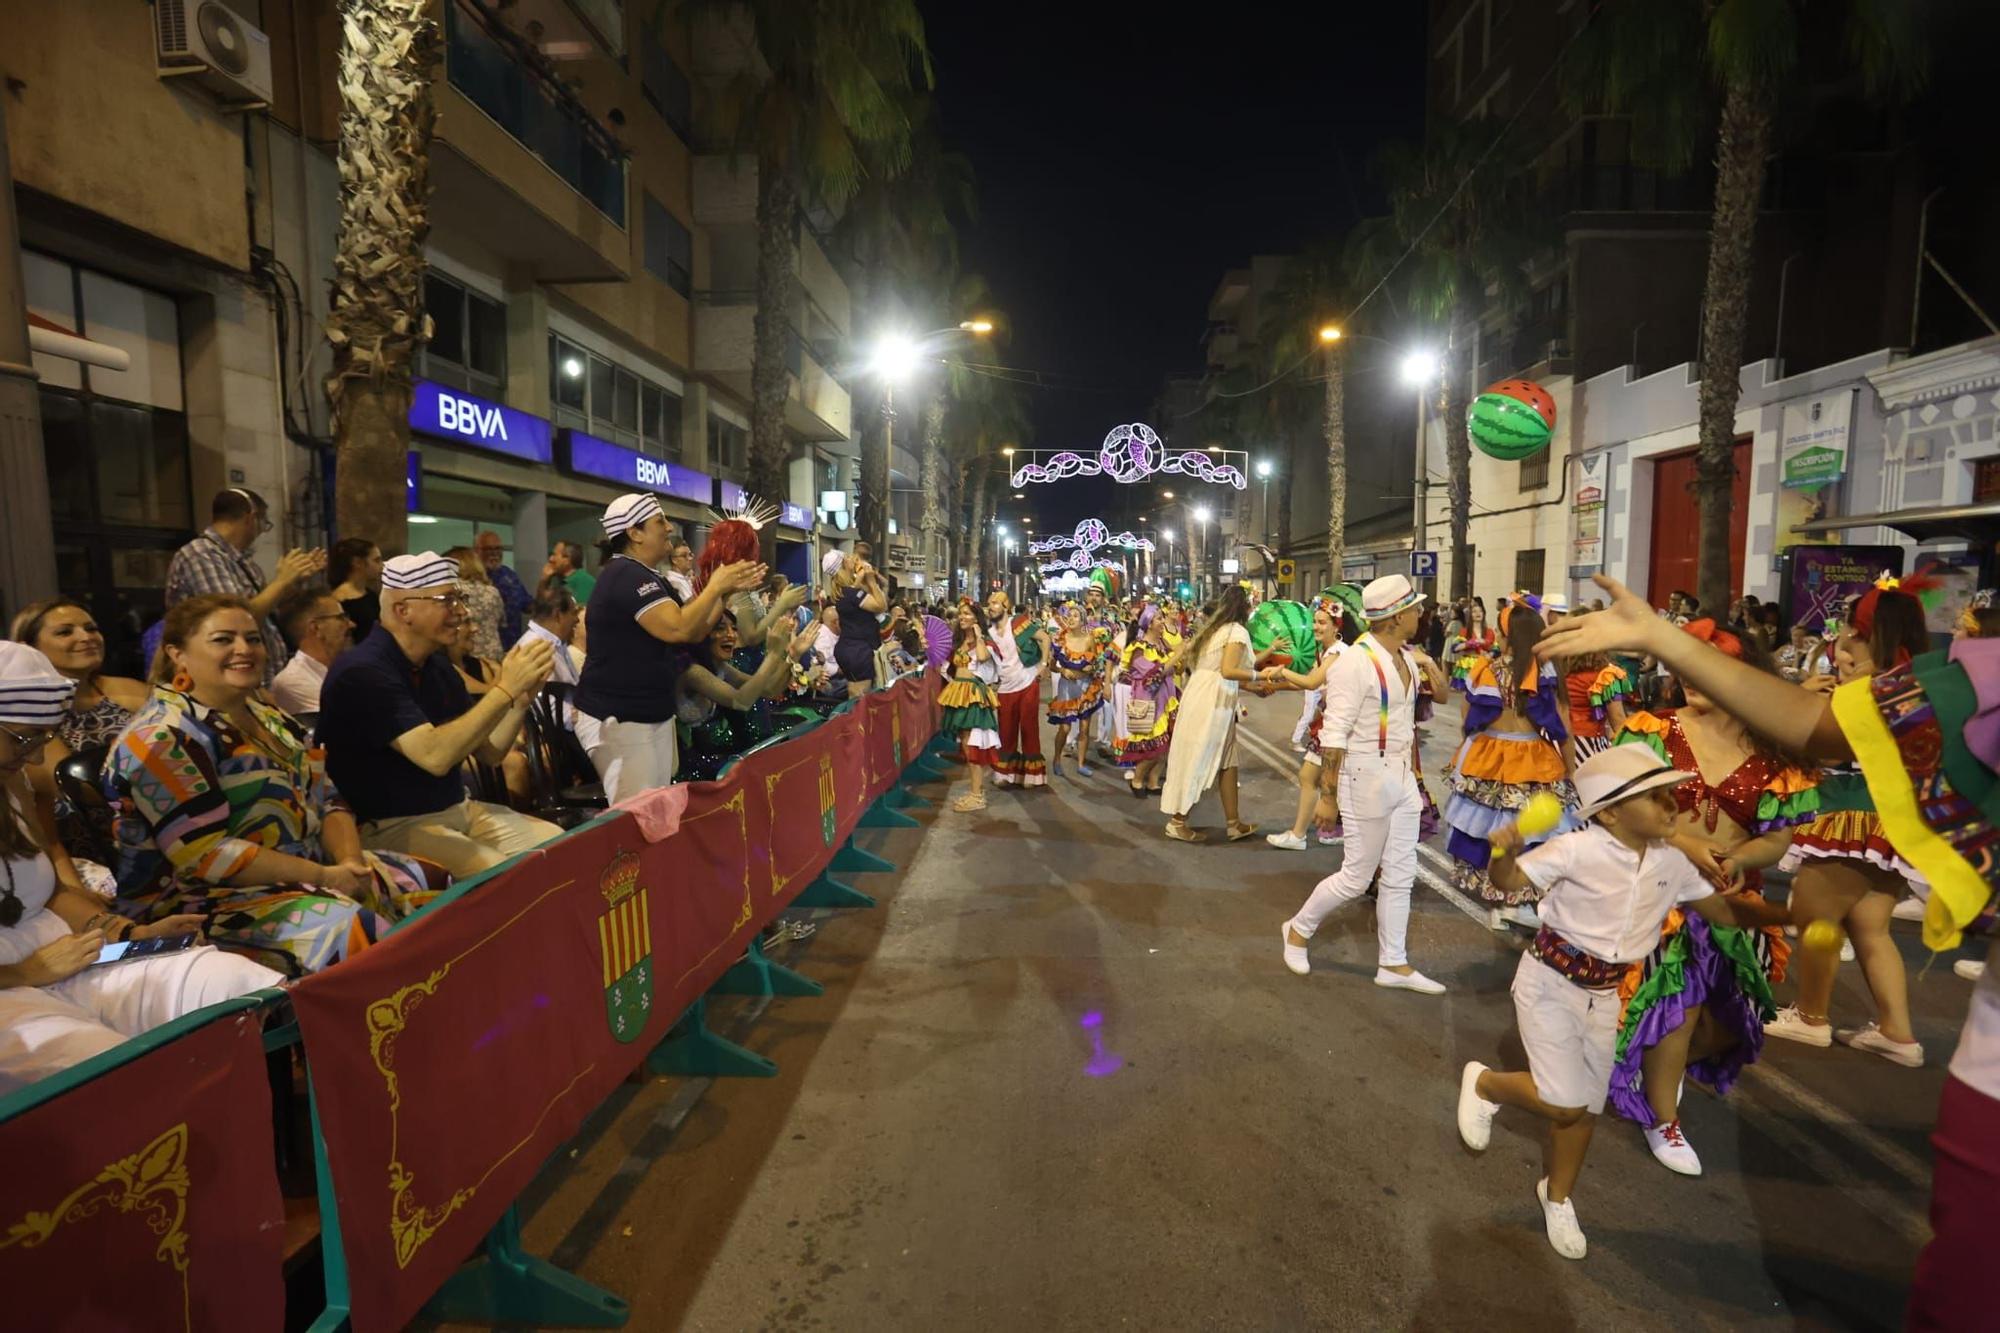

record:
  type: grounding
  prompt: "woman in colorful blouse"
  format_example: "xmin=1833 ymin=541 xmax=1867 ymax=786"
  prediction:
xmin=1764 ymin=584 xmax=1932 ymax=1066
xmin=105 ymin=595 xmax=446 ymax=975
xmin=1543 ymin=575 xmax=1998 ymax=1330
xmin=1447 ymin=600 xmax=1495 ymax=693
xmin=1605 ymin=620 xmax=1818 ymax=1176
xmin=938 ymin=604 xmax=1002 ymax=813
xmin=1046 ymin=603 xmax=1111 ymax=777
xmin=1444 ymin=603 xmax=1576 ymax=921
xmin=1114 ymin=607 xmax=1178 ymax=796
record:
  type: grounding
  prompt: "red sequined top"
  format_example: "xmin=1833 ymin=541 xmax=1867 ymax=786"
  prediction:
xmin=1655 ymin=710 xmax=1785 ymax=835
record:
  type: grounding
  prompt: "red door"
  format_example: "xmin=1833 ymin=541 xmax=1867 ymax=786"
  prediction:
xmin=1648 ymin=438 xmax=1751 ymax=611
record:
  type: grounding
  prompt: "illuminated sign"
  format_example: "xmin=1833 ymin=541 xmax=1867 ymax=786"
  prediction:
xmin=409 ymin=379 xmax=552 ymax=463
xmin=562 ymin=430 xmax=713 ymax=505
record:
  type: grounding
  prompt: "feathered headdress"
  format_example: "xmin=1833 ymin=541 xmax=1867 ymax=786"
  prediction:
xmin=696 ymin=497 xmax=779 ymax=592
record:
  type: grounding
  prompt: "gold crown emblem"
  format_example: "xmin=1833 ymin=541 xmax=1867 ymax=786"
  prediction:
xmin=599 ymin=849 xmax=642 ymax=907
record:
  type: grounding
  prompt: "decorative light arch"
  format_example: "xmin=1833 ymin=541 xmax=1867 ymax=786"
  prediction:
xmin=1010 ymin=423 xmax=1247 ymax=490
xmin=1027 ymin=517 xmax=1155 ymax=557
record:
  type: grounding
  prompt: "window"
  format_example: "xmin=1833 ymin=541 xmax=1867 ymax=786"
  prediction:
xmin=708 ymin=416 xmax=748 ymax=472
xmin=420 ymin=272 xmax=506 ymax=395
xmin=639 ymin=23 xmax=692 ymax=141
xmin=1977 ymin=456 xmax=2000 ymax=502
xmin=1514 ymin=548 xmax=1546 ymax=594
xmin=1519 ymin=449 xmax=1549 ymax=490
xmin=642 ymin=193 xmax=693 ymax=297
xmin=548 ymin=333 xmax=680 ymax=457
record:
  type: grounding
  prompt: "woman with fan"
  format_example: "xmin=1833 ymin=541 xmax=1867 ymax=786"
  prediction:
xmin=939 ymin=604 xmax=1002 ymax=813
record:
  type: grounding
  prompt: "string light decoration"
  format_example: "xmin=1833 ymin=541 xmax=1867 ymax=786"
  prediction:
xmin=1010 ymin=423 xmax=1247 ymax=490
xmin=1027 ymin=518 xmax=1155 ymax=556
xmin=1037 ymin=553 xmax=1127 ymax=576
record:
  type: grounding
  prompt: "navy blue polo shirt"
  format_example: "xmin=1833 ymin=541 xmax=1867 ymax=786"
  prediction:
xmin=319 ymin=623 xmax=474 ymax=823
xmin=575 ymin=554 xmax=683 ymax=725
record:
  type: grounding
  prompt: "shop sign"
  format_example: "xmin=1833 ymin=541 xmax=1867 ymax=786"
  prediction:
xmin=1569 ymin=450 xmax=1610 ymax=576
xmin=1780 ymin=390 xmax=1853 ymax=489
xmin=561 ymin=430 xmax=713 ymax=505
xmin=406 ymin=452 xmax=422 ymax=513
xmin=718 ymin=480 xmax=747 ymax=511
xmin=410 ymin=379 xmax=552 ymax=464
xmin=779 ymin=502 xmax=814 ymax=530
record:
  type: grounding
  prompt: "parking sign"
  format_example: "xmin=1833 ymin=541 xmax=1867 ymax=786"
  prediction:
xmin=1410 ymin=550 xmax=1439 ymax=578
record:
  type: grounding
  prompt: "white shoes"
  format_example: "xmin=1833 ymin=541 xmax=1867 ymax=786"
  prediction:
xmin=1644 ymin=1119 xmax=1703 ymax=1176
xmin=1537 ymin=1178 xmax=1587 ymax=1259
xmin=1892 ymin=896 xmax=1927 ymax=922
xmin=1375 ymin=967 xmax=1446 ymax=995
xmin=1835 ymin=1022 xmax=1924 ymax=1068
xmin=1280 ymin=923 xmax=1310 ymax=976
xmin=1764 ymin=1004 xmax=1832 ymax=1048
xmin=1840 ymin=939 xmax=1856 ymax=962
xmin=1956 ymin=959 xmax=1987 ymax=981
xmin=1457 ymin=1062 xmax=1498 ymax=1150
xmin=1265 ymin=830 xmax=1309 ymax=850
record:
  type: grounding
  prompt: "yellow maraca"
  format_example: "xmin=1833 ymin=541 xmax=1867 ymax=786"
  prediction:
xmin=1802 ymin=919 xmax=1845 ymax=953
xmin=1494 ymin=791 xmax=1566 ymax=857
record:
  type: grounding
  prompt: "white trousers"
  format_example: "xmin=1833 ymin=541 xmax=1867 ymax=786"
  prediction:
xmin=0 ymin=946 xmax=282 ymax=1095
xmin=583 ymin=715 xmax=679 ymax=804
xmin=1288 ymin=753 xmax=1422 ymax=967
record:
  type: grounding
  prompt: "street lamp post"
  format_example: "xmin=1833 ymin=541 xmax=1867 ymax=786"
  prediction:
xmin=1254 ymin=458 xmax=1274 ymax=596
xmin=866 ymin=321 xmax=994 ymax=562
xmin=1192 ymin=504 xmax=1212 ymax=601
xmin=1400 ymin=350 xmax=1441 ymax=591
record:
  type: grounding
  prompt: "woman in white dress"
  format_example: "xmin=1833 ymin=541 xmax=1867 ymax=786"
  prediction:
xmin=1160 ymin=585 xmax=1268 ymax=844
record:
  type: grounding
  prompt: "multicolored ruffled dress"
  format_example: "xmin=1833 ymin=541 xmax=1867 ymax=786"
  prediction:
xmin=1115 ymin=637 xmax=1179 ymax=767
xmin=1604 ymin=709 xmax=1819 ymax=1125
xmin=938 ymin=643 xmax=1002 ymax=768
xmin=1777 ymin=754 xmax=1927 ymax=887
xmin=1444 ymin=657 xmax=1577 ymax=904
xmin=1046 ymin=632 xmax=1110 ymax=725
xmin=1449 ymin=627 xmax=1497 ymax=693
xmin=105 ymin=686 xmax=447 ymax=975
xmin=1564 ymin=662 xmax=1632 ymax=759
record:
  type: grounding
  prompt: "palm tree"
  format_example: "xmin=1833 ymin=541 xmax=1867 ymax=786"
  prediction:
xmin=686 ymin=1 xmax=932 ymax=557
xmin=948 ymin=364 xmax=1030 ymax=599
xmin=325 ymin=0 xmax=439 ymax=553
xmin=1258 ymin=246 xmax=1351 ymax=582
xmin=1567 ymin=1 xmax=1925 ymax=613
xmin=1358 ymin=125 xmax=1535 ymax=601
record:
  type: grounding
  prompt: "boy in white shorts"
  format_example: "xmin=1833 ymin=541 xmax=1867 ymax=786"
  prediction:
xmin=1453 ymin=742 xmax=1789 ymax=1260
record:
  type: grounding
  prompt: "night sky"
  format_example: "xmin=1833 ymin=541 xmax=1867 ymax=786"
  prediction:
xmin=920 ymin=5 xmax=1428 ymax=534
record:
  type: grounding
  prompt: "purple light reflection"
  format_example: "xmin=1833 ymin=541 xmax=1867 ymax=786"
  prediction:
xmin=1078 ymin=1010 xmax=1124 ymax=1077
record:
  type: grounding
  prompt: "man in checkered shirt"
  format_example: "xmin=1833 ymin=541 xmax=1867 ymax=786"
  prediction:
xmin=164 ymin=488 xmax=326 ymax=684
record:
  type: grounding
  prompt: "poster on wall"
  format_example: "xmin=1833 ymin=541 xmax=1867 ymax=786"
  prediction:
xmin=1780 ymin=390 xmax=1854 ymax=489
xmin=1569 ymin=451 xmax=1609 ymax=577
xmin=1780 ymin=544 xmax=1903 ymax=633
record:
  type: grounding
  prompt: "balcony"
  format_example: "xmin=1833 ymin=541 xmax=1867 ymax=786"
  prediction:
xmin=693 ymin=294 xmax=851 ymax=442
xmin=694 ymin=156 xmax=851 ymax=337
xmin=433 ymin=0 xmax=630 ymax=282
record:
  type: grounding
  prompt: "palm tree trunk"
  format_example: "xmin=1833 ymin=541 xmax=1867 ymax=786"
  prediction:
xmin=748 ymin=158 xmax=799 ymax=563
xmin=1323 ymin=343 xmax=1347 ymax=584
xmin=1694 ymin=77 xmax=1773 ymax=616
xmin=964 ymin=462 xmax=989 ymax=592
xmin=858 ymin=388 xmax=889 ymax=555
xmin=919 ymin=395 xmax=946 ymax=576
xmin=326 ymin=0 xmax=438 ymax=554
xmin=1444 ymin=299 xmax=1475 ymax=601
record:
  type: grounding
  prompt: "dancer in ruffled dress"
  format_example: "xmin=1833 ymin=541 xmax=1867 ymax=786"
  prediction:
xmin=1115 ymin=607 xmax=1178 ymax=796
xmin=1444 ymin=603 xmax=1576 ymax=929
xmin=938 ymin=604 xmax=1002 ymax=814
xmin=1563 ymin=652 xmax=1632 ymax=760
xmin=1604 ymin=620 xmax=1818 ymax=1175
xmin=1046 ymin=603 xmax=1111 ymax=778
xmin=1448 ymin=600 xmax=1496 ymax=693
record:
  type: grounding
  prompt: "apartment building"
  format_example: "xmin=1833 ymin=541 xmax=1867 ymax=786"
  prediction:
xmin=1 ymin=0 xmax=853 ymax=667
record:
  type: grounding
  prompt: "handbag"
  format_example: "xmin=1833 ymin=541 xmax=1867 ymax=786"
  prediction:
xmin=1125 ymin=696 xmax=1157 ymax=731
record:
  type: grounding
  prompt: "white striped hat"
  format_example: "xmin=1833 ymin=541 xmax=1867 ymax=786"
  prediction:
xmin=603 ymin=493 xmax=664 ymax=538
xmin=0 ymin=643 xmax=77 ymax=726
xmin=382 ymin=551 xmax=460 ymax=590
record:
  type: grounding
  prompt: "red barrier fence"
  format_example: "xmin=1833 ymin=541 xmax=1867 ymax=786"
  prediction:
xmin=289 ymin=673 xmax=937 ymax=1332
xmin=0 ymin=998 xmax=285 ymax=1333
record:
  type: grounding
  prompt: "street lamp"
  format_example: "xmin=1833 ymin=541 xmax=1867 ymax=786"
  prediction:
xmin=1318 ymin=324 xmax=1343 ymax=344
xmin=1254 ymin=458 xmax=1276 ymax=594
xmin=1400 ymin=349 xmax=1441 ymax=581
xmin=1192 ymin=505 xmax=1212 ymax=599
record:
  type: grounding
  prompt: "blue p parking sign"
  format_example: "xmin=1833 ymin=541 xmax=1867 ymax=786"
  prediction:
xmin=1409 ymin=550 xmax=1439 ymax=579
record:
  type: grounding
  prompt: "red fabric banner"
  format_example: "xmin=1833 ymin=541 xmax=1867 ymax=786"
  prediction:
xmin=292 ymin=676 xmax=935 ymax=1330
xmin=0 ymin=1003 xmax=284 ymax=1333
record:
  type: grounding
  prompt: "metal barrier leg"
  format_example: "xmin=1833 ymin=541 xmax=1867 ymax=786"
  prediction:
xmin=424 ymin=1203 xmax=628 ymax=1327
xmin=830 ymin=838 xmax=894 ymax=874
xmin=303 ymin=1078 xmax=353 ymax=1333
xmin=792 ymin=871 xmax=876 ymax=909
xmin=857 ymin=795 xmax=919 ymax=829
xmin=711 ymin=937 xmax=823 ymax=998
xmin=647 ymin=998 xmax=777 ymax=1078
xmin=883 ymin=783 xmax=934 ymax=811
xmin=907 ymin=753 xmax=954 ymax=779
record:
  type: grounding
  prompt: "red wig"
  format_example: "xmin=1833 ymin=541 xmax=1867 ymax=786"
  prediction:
xmin=696 ymin=518 xmax=762 ymax=593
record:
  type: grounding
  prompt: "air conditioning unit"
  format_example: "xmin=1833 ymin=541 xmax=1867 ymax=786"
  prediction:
xmin=155 ymin=0 xmax=273 ymax=109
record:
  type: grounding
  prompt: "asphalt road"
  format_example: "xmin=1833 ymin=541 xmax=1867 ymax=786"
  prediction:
xmin=461 ymin=692 xmax=1981 ymax=1332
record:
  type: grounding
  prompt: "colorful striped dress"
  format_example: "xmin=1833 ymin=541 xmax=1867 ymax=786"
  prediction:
xmin=1444 ymin=656 xmax=1578 ymax=905
xmin=105 ymin=687 xmax=446 ymax=974
xmin=1115 ymin=638 xmax=1179 ymax=767
xmin=1046 ymin=632 xmax=1111 ymax=725
xmin=937 ymin=644 xmax=1002 ymax=768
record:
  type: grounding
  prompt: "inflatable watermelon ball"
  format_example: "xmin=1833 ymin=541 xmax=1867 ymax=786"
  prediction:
xmin=1467 ymin=378 xmax=1556 ymax=460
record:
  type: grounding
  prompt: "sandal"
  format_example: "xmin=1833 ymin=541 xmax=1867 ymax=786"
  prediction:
xmin=952 ymin=793 xmax=988 ymax=813
xmin=1226 ymin=822 xmax=1262 ymax=842
xmin=1164 ymin=821 xmax=1206 ymax=844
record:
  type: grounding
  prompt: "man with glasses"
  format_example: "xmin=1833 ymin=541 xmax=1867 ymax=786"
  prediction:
xmin=164 ymin=487 xmax=325 ymax=684
xmin=270 ymin=589 xmax=355 ymax=717
xmin=317 ymin=552 xmax=561 ymax=877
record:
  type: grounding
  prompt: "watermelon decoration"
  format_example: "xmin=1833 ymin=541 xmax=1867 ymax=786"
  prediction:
xmin=1248 ymin=599 xmax=1317 ymax=672
xmin=1467 ymin=378 xmax=1556 ymax=460
xmin=1318 ymin=583 xmax=1366 ymax=629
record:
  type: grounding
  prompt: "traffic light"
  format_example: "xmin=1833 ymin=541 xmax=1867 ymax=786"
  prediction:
xmin=1177 ymin=581 xmax=1192 ymax=599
